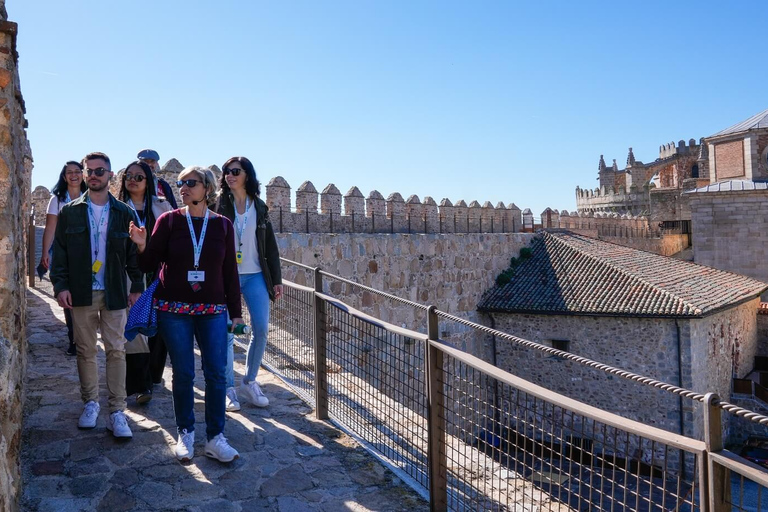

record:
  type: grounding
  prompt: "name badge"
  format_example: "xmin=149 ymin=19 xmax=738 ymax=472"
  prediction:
xmin=188 ymin=271 xmax=205 ymax=282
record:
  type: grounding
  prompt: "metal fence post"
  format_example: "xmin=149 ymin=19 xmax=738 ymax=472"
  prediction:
xmin=704 ymin=392 xmax=729 ymax=512
xmin=314 ymin=268 xmax=329 ymax=420
xmin=426 ymin=306 xmax=447 ymax=510
xmin=28 ymin=212 xmax=35 ymax=288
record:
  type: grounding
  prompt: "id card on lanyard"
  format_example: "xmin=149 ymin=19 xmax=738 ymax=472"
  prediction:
xmin=186 ymin=207 xmax=209 ymax=292
xmin=88 ymin=199 xmax=109 ymax=286
xmin=234 ymin=197 xmax=251 ymax=264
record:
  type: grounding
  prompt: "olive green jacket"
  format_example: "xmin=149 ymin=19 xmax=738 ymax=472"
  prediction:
xmin=51 ymin=191 xmax=144 ymax=310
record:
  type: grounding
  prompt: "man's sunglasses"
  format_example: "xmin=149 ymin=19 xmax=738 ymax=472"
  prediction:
xmin=85 ymin=167 xmax=109 ymax=177
xmin=125 ymin=174 xmax=146 ymax=182
xmin=177 ymin=179 xmax=201 ymax=188
xmin=223 ymin=168 xmax=242 ymax=176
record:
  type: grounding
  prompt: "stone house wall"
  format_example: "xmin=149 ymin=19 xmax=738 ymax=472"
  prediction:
xmin=488 ymin=299 xmax=761 ymax=446
xmin=488 ymin=313 xmax=685 ymax=435
xmin=687 ymin=298 xmax=760 ymax=442
xmin=689 ymin=189 xmax=768 ymax=287
xmin=0 ymin=3 xmax=32 ymax=509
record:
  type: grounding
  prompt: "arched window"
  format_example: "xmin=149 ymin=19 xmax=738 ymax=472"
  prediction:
xmin=691 ymin=164 xmax=699 ymax=178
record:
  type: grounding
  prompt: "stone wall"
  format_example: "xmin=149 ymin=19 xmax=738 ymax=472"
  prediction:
xmin=267 ymin=178 xmax=522 ymax=235
xmin=488 ymin=299 xmax=761 ymax=446
xmin=0 ymin=3 xmax=33 ymax=510
xmin=489 ymin=313 xmax=685 ymax=436
xmin=276 ymin=232 xmax=534 ymax=359
xmin=688 ymin=189 xmax=768 ymax=287
xmin=757 ymin=311 xmax=768 ymax=356
xmin=31 ymin=185 xmax=48 ymax=225
xmin=688 ymin=298 xmax=760 ymax=443
xmin=593 ymin=233 xmax=689 ymax=257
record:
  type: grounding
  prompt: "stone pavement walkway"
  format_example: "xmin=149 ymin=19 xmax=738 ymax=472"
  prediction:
xmin=21 ymin=284 xmax=428 ymax=511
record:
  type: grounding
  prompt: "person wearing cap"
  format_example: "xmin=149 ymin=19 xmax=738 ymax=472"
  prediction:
xmin=137 ymin=149 xmax=178 ymax=209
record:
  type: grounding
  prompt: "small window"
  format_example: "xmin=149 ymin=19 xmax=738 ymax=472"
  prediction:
xmin=550 ymin=339 xmax=570 ymax=352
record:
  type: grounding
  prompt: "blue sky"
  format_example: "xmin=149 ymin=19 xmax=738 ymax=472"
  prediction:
xmin=13 ymin=1 xmax=768 ymax=216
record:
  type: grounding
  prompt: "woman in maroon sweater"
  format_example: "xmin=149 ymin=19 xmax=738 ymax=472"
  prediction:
xmin=129 ymin=166 xmax=244 ymax=463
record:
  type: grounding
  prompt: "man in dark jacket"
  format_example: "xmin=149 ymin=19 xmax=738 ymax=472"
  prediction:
xmin=51 ymin=152 xmax=144 ymax=439
xmin=137 ymin=148 xmax=178 ymax=209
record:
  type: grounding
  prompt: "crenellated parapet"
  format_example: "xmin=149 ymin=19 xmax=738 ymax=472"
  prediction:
xmin=31 ymin=169 xmax=528 ymax=234
xmin=261 ymin=176 xmax=525 ymax=234
xmin=31 ymin=185 xmax=51 ymax=225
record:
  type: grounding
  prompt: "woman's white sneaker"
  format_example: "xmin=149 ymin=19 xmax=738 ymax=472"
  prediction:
xmin=204 ymin=433 xmax=239 ymax=462
xmin=239 ymin=381 xmax=269 ymax=407
xmin=175 ymin=429 xmax=195 ymax=462
xmin=225 ymin=387 xmax=241 ymax=412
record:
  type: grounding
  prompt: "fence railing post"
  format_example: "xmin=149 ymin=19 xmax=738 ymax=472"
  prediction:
xmin=426 ymin=306 xmax=447 ymax=510
xmin=314 ymin=268 xmax=329 ymax=420
xmin=704 ymin=392 xmax=729 ymax=512
xmin=28 ymin=212 xmax=35 ymax=288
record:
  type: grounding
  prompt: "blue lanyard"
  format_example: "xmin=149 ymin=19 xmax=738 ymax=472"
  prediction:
xmin=127 ymin=197 xmax=147 ymax=227
xmin=185 ymin=208 xmax=210 ymax=270
xmin=234 ymin=197 xmax=252 ymax=250
xmin=87 ymin=198 xmax=109 ymax=263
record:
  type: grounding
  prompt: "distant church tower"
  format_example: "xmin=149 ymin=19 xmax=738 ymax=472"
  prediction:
xmin=598 ymin=154 xmax=615 ymax=188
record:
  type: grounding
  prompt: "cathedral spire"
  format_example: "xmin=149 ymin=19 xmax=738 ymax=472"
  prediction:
xmin=626 ymin=147 xmax=635 ymax=167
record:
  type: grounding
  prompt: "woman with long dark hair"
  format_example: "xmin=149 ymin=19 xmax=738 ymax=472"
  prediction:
xmin=40 ymin=161 xmax=87 ymax=355
xmin=215 ymin=156 xmax=282 ymax=411
xmin=119 ymin=160 xmax=172 ymax=404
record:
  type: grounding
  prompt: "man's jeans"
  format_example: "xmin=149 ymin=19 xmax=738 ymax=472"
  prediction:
xmin=71 ymin=291 xmax=127 ymax=413
xmin=158 ymin=311 xmax=227 ymax=440
xmin=226 ymin=272 xmax=270 ymax=388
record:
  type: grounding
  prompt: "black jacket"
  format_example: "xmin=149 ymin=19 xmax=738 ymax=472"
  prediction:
xmin=215 ymin=193 xmax=282 ymax=300
xmin=51 ymin=192 xmax=144 ymax=310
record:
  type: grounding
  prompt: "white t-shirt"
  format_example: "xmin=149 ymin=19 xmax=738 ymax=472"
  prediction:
xmin=89 ymin=203 xmax=109 ymax=290
xmin=46 ymin=195 xmax=68 ymax=215
xmin=233 ymin=200 xmax=262 ymax=275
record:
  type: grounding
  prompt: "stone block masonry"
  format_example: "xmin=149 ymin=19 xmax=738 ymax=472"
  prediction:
xmin=0 ymin=2 xmax=33 ymax=510
xmin=276 ymin=232 xmax=535 ymax=360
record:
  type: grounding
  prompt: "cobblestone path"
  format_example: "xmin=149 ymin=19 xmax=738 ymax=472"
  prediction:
xmin=21 ymin=284 xmax=427 ymax=511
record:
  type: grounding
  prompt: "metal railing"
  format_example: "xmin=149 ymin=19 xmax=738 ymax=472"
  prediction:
xmin=252 ymin=259 xmax=768 ymax=511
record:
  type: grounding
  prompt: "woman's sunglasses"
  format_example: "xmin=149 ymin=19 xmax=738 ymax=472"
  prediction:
xmin=223 ymin=168 xmax=242 ymax=176
xmin=176 ymin=179 xmax=201 ymax=188
xmin=125 ymin=174 xmax=146 ymax=182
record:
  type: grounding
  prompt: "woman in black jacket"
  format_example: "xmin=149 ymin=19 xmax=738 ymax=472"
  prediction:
xmin=215 ymin=156 xmax=282 ymax=411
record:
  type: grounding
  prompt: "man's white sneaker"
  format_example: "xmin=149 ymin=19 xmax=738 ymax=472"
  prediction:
xmin=225 ymin=387 xmax=241 ymax=412
xmin=106 ymin=411 xmax=133 ymax=439
xmin=204 ymin=433 xmax=239 ymax=462
xmin=239 ymin=381 xmax=269 ymax=407
xmin=175 ymin=429 xmax=195 ymax=462
xmin=78 ymin=400 xmax=100 ymax=429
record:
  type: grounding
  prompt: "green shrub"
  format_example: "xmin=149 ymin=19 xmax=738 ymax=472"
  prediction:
xmin=519 ymin=247 xmax=532 ymax=259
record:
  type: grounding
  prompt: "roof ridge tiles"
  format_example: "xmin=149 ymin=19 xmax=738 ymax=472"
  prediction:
xmin=544 ymin=232 xmax=704 ymax=315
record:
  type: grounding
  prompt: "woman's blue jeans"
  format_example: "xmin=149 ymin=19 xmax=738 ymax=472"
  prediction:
xmin=158 ymin=310 xmax=227 ymax=441
xmin=226 ymin=272 xmax=270 ymax=388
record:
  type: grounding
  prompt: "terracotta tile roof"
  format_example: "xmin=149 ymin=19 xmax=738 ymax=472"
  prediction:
xmin=478 ymin=232 xmax=768 ymax=318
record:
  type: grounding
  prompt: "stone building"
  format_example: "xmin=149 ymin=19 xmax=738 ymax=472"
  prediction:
xmin=477 ymin=231 xmax=768 ymax=444
xmin=575 ymin=139 xmax=709 ymax=224
xmin=0 ymin=3 xmax=33 ymax=510
xmin=686 ymin=109 xmax=768 ymax=289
